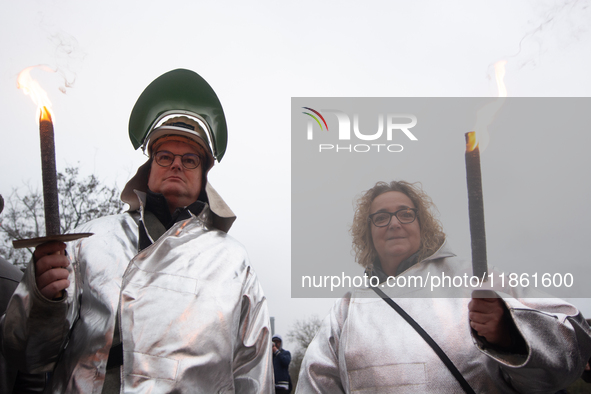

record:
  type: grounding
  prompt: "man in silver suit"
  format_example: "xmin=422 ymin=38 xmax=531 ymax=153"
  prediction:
xmin=2 ymin=69 xmax=273 ymax=393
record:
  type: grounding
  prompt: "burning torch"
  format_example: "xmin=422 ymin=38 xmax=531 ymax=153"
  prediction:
xmin=465 ymin=60 xmax=508 ymax=282
xmin=12 ymin=66 xmax=91 ymax=249
xmin=465 ymin=131 xmax=488 ymax=280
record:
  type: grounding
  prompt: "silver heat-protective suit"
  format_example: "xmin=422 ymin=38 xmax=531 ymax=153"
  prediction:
xmin=1 ymin=181 xmax=273 ymax=393
xmin=296 ymin=242 xmax=591 ymax=393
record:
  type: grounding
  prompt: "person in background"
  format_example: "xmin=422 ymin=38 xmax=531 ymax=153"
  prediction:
xmin=0 ymin=194 xmax=45 ymax=393
xmin=272 ymin=334 xmax=292 ymax=394
xmin=580 ymin=319 xmax=591 ymax=384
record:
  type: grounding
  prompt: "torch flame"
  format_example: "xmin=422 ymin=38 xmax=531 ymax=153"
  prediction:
xmin=466 ymin=131 xmax=478 ymax=152
xmin=40 ymin=106 xmax=53 ymax=123
xmin=469 ymin=60 xmax=509 ymax=152
xmin=17 ymin=66 xmax=55 ymax=122
xmin=494 ymin=60 xmax=508 ymax=98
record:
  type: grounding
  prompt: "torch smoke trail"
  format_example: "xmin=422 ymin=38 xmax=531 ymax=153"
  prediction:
xmin=50 ymin=31 xmax=86 ymax=94
xmin=474 ymin=60 xmax=508 ymax=152
xmin=491 ymin=0 xmax=589 ymax=72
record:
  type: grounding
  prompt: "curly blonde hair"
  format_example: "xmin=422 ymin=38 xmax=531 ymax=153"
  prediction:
xmin=351 ymin=181 xmax=446 ymax=269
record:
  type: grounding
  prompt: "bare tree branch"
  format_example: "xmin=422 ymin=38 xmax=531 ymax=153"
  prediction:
xmin=286 ymin=315 xmax=322 ymax=391
xmin=0 ymin=166 xmax=125 ymax=269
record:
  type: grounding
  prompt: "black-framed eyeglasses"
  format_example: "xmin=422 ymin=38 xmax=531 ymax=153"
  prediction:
xmin=154 ymin=150 xmax=201 ymax=169
xmin=368 ymin=208 xmax=418 ymax=227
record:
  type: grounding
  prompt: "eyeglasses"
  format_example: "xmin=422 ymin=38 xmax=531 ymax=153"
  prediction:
xmin=153 ymin=150 xmax=201 ymax=169
xmin=368 ymin=208 xmax=418 ymax=227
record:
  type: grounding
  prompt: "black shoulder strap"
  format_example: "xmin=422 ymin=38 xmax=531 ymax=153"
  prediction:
xmin=370 ymin=286 xmax=476 ymax=394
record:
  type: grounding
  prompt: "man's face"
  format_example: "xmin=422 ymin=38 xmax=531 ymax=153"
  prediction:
xmin=148 ymin=140 xmax=203 ymax=212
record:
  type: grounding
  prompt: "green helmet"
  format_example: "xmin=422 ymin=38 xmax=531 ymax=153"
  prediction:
xmin=128 ymin=69 xmax=228 ymax=162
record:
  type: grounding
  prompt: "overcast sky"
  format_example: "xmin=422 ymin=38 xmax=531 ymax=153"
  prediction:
xmin=1 ymin=0 xmax=590 ymax=350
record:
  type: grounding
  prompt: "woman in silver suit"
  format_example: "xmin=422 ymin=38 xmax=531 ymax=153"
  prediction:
xmin=297 ymin=180 xmax=591 ymax=393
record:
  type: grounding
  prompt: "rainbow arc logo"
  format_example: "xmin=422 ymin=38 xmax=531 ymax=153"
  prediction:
xmin=302 ymin=107 xmax=328 ymax=132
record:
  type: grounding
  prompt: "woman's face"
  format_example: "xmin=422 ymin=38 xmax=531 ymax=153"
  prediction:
xmin=370 ymin=191 xmax=421 ymax=274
